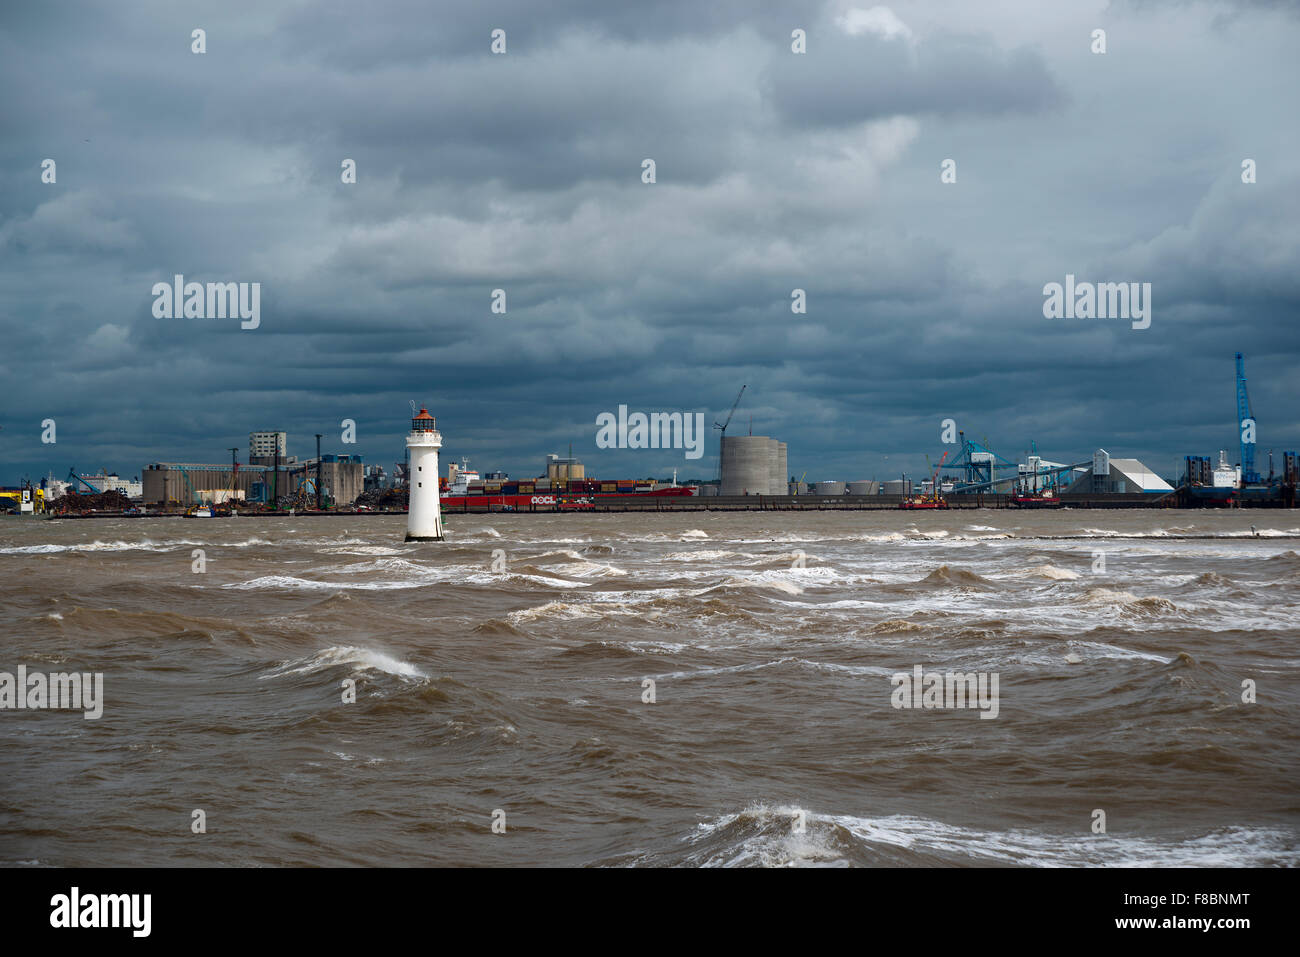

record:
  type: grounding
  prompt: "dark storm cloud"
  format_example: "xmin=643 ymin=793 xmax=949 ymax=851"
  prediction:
xmin=278 ymin=0 xmax=807 ymax=66
xmin=0 ymin=0 xmax=1297 ymax=487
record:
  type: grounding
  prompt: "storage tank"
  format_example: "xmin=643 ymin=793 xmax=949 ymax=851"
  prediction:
xmin=847 ymin=480 xmax=879 ymax=495
xmin=882 ymin=479 xmax=912 ymax=496
xmin=788 ymin=482 xmax=808 ymax=495
xmin=721 ymin=435 xmax=775 ymax=495
xmin=815 ymin=480 xmax=846 ymax=495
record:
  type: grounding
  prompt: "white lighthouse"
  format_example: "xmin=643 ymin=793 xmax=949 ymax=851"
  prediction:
xmin=405 ymin=407 xmax=444 ymax=541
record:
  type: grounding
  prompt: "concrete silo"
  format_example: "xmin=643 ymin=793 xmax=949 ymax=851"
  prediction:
xmin=722 ymin=435 xmax=775 ymax=495
xmin=720 ymin=435 xmax=790 ymax=495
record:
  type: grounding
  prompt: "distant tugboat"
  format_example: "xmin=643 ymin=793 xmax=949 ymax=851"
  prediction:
xmin=899 ymin=494 xmax=948 ymax=510
xmin=1010 ymin=465 xmax=1062 ymax=508
xmin=1011 ymin=487 xmax=1061 ymax=508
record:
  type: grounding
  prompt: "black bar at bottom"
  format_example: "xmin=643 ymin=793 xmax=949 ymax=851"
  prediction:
xmin=0 ymin=866 xmax=1282 ymax=945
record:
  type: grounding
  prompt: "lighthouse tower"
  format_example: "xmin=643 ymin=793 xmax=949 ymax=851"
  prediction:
xmin=405 ymin=407 xmax=444 ymax=541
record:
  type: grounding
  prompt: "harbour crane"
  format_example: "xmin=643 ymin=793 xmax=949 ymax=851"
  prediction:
xmin=942 ymin=431 xmax=1018 ymax=489
xmin=66 ymin=468 xmax=101 ymax=494
xmin=1235 ymin=352 xmax=1260 ymax=484
xmin=713 ymin=384 xmax=746 ymax=483
xmin=926 ymin=451 xmax=949 ymax=497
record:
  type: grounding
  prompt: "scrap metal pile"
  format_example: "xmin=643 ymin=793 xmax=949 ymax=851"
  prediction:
xmin=50 ymin=489 xmax=134 ymax=513
xmin=353 ymin=487 xmax=408 ymax=510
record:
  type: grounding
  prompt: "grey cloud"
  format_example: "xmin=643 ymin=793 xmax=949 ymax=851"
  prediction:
xmin=765 ymin=28 xmax=1064 ymax=127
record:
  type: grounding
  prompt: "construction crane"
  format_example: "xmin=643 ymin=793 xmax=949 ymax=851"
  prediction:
xmin=926 ymin=451 xmax=950 ymax=497
xmin=713 ymin=384 xmax=746 ymax=483
xmin=1235 ymin=352 xmax=1260 ymax=484
xmin=715 ymin=385 xmax=746 ymax=438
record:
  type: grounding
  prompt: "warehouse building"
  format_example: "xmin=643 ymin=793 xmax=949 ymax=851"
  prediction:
xmin=294 ymin=454 xmax=365 ymax=506
xmin=1060 ymin=454 xmax=1173 ymax=494
xmin=143 ymin=463 xmax=266 ymax=505
xmin=143 ymin=454 xmax=364 ymax=506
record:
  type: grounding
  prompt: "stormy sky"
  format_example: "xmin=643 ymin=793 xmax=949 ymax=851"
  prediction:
xmin=1 ymin=0 xmax=1297 ymax=487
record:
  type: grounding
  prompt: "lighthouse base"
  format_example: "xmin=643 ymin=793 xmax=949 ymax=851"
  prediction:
xmin=404 ymin=532 xmax=445 ymax=542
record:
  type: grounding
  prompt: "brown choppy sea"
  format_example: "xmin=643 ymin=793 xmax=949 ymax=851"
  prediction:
xmin=2 ymin=510 xmax=1297 ymax=866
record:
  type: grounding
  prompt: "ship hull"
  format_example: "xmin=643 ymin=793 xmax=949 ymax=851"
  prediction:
xmin=1184 ymin=487 xmax=1237 ymax=507
xmin=439 ymin=487 xmax=696 ymax=510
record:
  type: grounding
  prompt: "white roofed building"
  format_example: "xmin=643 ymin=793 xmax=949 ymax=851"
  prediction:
xmin=1061 ymin=458 xmax=1174 ymax=494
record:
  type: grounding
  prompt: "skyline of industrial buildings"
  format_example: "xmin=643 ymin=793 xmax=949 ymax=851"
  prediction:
xmin=18 ymin=410 xmax=1264 ymax=509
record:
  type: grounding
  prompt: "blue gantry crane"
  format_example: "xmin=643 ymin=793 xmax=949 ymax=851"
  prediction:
xmin=66 ymin=468 xmax=101 ymax=494
xmin=1235 ymin=352 xmax=1260 ymax=484
xmin=944 ymin=431 xmax=1019 ymax=488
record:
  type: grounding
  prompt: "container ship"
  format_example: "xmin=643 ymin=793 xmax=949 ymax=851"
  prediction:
xmin=437 ymin=460 xmax=696 ymax=511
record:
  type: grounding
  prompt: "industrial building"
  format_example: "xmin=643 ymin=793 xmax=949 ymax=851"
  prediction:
xmin=138 ymin=426 xmax=366 ymax=507
xmin=543 ymin=453 xmax=585 ymax=481
xmin=142 ymin=454 xmax=364 ymax=506
xmin=1060 ymin=456 xmax=1173 ymax=494
xmin=44 ymin=472 xmax=143 ymax=501
xmin=301 ymin=455 xmax=364 ymax=506
xmin=364 ymin=464 xmax=392 ymax=492
xmin=1183 ymin=452 xmax=1240 ymax=490
xmin=249 ymin=430 xmax=288 ymax=465
xmin=720 ymin=435 xmax=787 ymax=495
xmin=143 ymin=463 xmax=265 ymax=505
